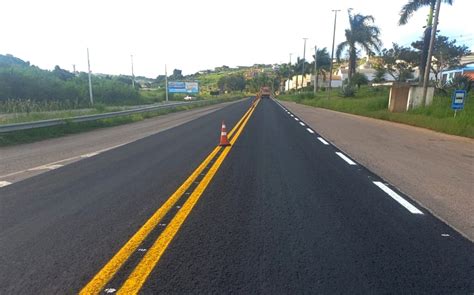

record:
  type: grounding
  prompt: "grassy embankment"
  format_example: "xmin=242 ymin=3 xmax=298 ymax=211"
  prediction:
xmin=278 ymin=86 xmax=473 ymax=138
xmin=0 ymin=95 xmax=245 ymax=146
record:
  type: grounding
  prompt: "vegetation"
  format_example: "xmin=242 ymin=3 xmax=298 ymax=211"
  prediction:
xmin=412 ymin=35 xmax=470 ymax=86
xmin=278 ymin=86 xmax=473 ymax=138
xmin=0 ymin=54 xmax=140 ymax=108
xmin=398 ymin=0 xmax=454 ymax=83
xmin=381 ymin=43 xmax=419 ymax=82
xmin=336 ymin=10 xmax=382 ymax=81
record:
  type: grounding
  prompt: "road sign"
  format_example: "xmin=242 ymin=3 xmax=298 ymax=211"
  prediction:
xmin=168 ymin=81 xmax=199 ymax=94
xmin=451 ymin=89 xmax=466 ymax=110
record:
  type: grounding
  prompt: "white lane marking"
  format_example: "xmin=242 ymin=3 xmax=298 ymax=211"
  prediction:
xmin=104 ymin=288 xmax=117 ymax=293
xmin=335 ymin=152 xmax=357 ymax=165
xmin=306 ymin=128 xmax=314 ymax=134
xmin=373 ymin=181 xmax=424 ymax=215
xmin=317 ymin=137 xmax=329 ymax=145
xmin=0 ymin=181 xmax=12 ymax=188
xmin=299 ymin=122 xmax=305 ymax=126
xmin=28 ymin=164 xmax=64 ymax=171
xmin=294 ymin=118 xmax=299 ymax=121
xmin=81 ymin=152 xmax=99 ymax=158
xmin=290 ymin=114 xmax=294 ymax=117
xmin=441 ymin=233 xmax=450 ymax=237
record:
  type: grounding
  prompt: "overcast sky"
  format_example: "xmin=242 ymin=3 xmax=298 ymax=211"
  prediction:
xmin=2 ymin=0 xmax=472 ymax=78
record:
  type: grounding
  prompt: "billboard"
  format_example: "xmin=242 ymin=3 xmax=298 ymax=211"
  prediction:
xmin=168 ymin=81 xmax=199 ymax=94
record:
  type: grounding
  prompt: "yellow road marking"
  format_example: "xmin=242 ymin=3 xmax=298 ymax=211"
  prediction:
xmin=117 ymin=99 xmax=259 ymax=294
xmin=80 ymin=100 xmax=255 ymax=295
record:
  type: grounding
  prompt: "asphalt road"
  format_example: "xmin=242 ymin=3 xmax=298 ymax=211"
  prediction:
xmin=1 ymin=98 xmax=473 ymax=294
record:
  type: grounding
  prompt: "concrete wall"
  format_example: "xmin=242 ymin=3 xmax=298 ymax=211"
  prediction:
xmin=407 ymin=86 xmax=434 ymax=109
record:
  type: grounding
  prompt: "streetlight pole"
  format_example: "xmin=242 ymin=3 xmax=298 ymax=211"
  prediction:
xmin=314 ymin=46 xmax=318 ymax=93
xmin=301 ymin=38 xmax=308 ymax=90
xmin=130 ymin=54 xmax=135 ymax=89
xmin=87 ymin=48 xmax=94 ymax=106
xmin=422 ymin=0 xmax=441 ymax=106
xmin=288 ymin=53 xmax=293 ymax=92
xmin=165 ymin=64 xmax=169 ymax=102
xmin=328 ymin=9 xmax=340 ymax=98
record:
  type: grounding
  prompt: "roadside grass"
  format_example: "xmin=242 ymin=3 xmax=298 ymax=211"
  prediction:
xmin=0 ymin=96 xmax=244 ymax=146
xmin=278 ymin=86 xmax=474 ymax=138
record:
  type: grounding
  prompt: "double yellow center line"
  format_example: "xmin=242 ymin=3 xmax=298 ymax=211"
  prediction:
xmin=80 ymin=98 xmax=259 ymax=294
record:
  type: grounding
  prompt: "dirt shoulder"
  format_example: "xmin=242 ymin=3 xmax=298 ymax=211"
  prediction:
xmin=280 ymin=100 xmax=474 ymax=241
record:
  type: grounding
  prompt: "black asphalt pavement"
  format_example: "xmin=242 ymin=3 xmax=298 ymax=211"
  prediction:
xmin=1 ymin=98 xmax=473 ymax=294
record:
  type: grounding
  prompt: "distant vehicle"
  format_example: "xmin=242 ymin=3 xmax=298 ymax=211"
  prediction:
xmin=184 ymin=95 xmax=194 ymax=101
xmin=260 ymin=86 xmax=271 ymax=98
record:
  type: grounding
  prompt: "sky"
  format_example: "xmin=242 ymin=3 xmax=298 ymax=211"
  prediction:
xmin=1 ymin=0 xmax=472 ymax=78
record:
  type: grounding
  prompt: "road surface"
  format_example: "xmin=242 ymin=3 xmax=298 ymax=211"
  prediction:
xmin=1 ymin=98 xmax=473 ymax=294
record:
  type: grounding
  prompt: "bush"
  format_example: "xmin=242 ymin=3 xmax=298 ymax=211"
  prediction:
xmin=340 ymin=85 xmax=356 ymax=97
xmin=351 ymin=73 xmax=369 ymax=89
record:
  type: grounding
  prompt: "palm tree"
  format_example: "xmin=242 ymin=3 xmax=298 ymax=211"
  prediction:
xmin=311 ymin=47 xmax=331 ymax=90
xmin=398 ymin=0 xmax=453 ymax=85
xmin=336 ymin=10 xmax=382 ymax=81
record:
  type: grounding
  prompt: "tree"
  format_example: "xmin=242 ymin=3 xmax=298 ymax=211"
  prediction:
xmin=217 ymin=74 xmax=246 ymax=92
xmin=52 ymin=65 xmax=75 ymax=81
xmin=336 ymin=10 xmax=382 ymax=81
xmin=412 ymin=35 xmax=469 ymax=85
xmin=169 ymin=69 xmax=183 ymax=80
xmin=351 ymin=72 xmax=369 ymax=89
xmin=381 ymin=43 xmax=419 ymax=82
xmin=293 ymin=57 xmax=311 ymax=89
xmin=398 ymin=0 xmax=454 ymax=84
xmin=311 ymin=47 xmax=331 ymax=90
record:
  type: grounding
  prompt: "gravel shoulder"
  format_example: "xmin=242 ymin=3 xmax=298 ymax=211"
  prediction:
xmin=280 ymin=100 xmax=474 ymax=241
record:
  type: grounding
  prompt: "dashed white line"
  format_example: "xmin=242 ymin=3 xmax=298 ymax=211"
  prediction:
xmin=81 ymin=152 xmax=100 ymax=158
xmin=290 ymin=114 xmax=294 ymax=117
xmin=373 ymin=181 xmax=424 ymax=214
xmin=294 ymin=118 xmax=299 ymax=121
xmin=28 ymin=164 xmax=64 ymax=171
xmin=0 ymin=181 xmax=12 ymax=188
xmin=306 ymin=128 xmax=314 ymax=134
xmin=299 ymin=122 xmax=305 ymax=126
xmin=335 ymin=152 xmax=357 ymax=165
xmin=317 ymin=137 xmax=329 ymax=145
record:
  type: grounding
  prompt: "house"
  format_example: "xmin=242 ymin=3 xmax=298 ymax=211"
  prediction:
xmin=440 ymin=65 xmax=474 ymax=85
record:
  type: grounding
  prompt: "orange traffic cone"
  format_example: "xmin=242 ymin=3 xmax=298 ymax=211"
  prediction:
xmin=219 ymin=121 xmax=231 ymax=146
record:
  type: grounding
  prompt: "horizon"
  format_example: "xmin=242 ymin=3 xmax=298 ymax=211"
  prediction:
xmin=2 ymin=0 xmax=472 ymax=79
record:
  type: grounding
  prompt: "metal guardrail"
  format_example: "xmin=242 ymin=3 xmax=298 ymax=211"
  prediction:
xmin=0 ymin=100 xmax=206 ymax=133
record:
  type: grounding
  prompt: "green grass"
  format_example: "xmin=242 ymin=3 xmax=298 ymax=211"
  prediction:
xmin=278 ymin=86 xmax=474 ymax=138
xmin=0 ymin=96 xmax=245 ymax=146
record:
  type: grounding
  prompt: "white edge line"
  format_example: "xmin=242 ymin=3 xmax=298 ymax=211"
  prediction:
xmin=335 ymin=152 xmax=357 ymax=165
xmin=306 ymin=128 xmax=314 ymax=134
xmin=373 ymin=181 xmax=423 ymax=214
xmin=0 ymin=181 xmax=12 ymax=188
xmin=317 ymin=137 xmax=329 ymax=145
xmin=294 ymin=118 xmax=299 ymax=121
xmin=299 ymin=122 xmax=305 ymax=126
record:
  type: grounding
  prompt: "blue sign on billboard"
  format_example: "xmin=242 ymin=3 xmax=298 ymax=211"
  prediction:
xmin=451 ymin=89 xmax=466 ymax=110
xmin=168 ymin=81 xmax=199 ymax=94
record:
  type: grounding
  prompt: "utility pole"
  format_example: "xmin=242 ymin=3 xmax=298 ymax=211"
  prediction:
xmin=422 ymin=0 xmax=441 ymax=106
xmin=314 ymin=46 xmax=318 ymax=93
xmin=288 ymin=53 xmax=293 ymax=92
xmin=130 ymin=54 xmax=135 ymax=89
xmin=87 ymin=48 xmax=94 ymax=106
xmin=165 ymin=64 xmax=169 ymax=102
xmin=301 ymin=38 xmax=308 ymax=90
xmin=328 ymin=9 xmax=340 ymax=98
